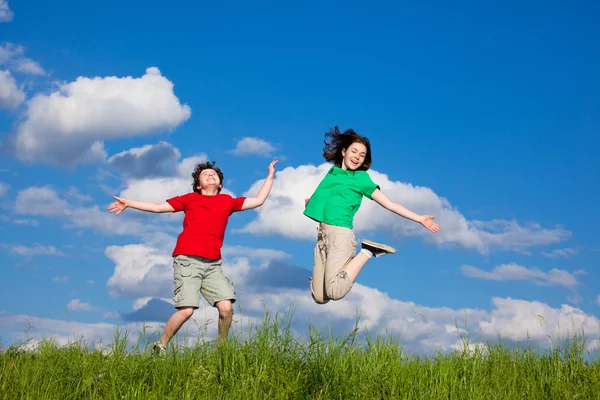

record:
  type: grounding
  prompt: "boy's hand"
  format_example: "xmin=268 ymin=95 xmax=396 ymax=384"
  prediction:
xmin=108 ymin=196 xmax=129 ymax=216
xmin=268 ymin=160 xmax=279 ymax=177
xmin=419 ymin=215 xmax=440 ymax=233
xmin=304 ymin=198 xmax=310 ymax=208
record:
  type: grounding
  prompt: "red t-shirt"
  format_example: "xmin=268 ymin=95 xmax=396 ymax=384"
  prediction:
xmin=167 ymin=193 xmax=246 ymax=260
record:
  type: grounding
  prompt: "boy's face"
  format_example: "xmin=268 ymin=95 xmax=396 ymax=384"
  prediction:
xmin=197 ymin=168 xmax=222 ymax=191
xmin=341 ymin=142 xmax=367 ymax=171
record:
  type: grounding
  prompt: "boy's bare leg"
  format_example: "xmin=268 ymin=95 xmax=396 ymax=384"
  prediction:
xmin=159 ymin=306 xmax=195 ymax=346
xmin=215 ymin=300 xmax=234 ymax=344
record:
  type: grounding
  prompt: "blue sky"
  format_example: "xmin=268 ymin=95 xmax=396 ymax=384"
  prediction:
xmin=0 ymin=0 xmax=599 ymax=353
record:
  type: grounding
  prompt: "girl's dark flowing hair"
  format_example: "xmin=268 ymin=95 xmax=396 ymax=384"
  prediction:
xmin=322 ymin=126 xmax=372 ymax=170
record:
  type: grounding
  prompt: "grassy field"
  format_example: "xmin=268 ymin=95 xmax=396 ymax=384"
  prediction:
xmin=1 ymin=312 xmax=599 ymax=399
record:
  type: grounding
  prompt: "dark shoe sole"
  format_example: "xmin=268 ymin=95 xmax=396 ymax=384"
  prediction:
xmin=361 ymin=239 xmax=397 ymax=254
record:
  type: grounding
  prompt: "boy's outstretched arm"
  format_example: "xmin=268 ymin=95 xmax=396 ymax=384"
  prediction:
xmin=108 ymin=196 xmax=174 ymax=215
xmin=241 ymin=160 xmax=278 ymax=210
xmin=371 ymin=189 xmax=441 ymax=233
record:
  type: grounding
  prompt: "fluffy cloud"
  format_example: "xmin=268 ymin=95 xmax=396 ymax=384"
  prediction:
xmin=108 ymin=142 xmax=208 ymax=203
xmin=461 ymin=263 xmax=582 ymax=289
xmin=100 ymin=241 xmax=600 ymax=353
xmin=227 ymin=137 xmax=276 ymax=157
xmin=14 ymin=186 xmax=157 ymax=237
xmin=0 ymin=1 xmax=13 ymax=23
xmin=108 ymin=141 xmax=182 ymax=178
xmin=14 ymin=186 xmax=70 ymax=217
xmin=9 ymin=67 xmax=191 ymax=166
xmin=239 ymin=163 xmax=570 ymax=254
xmin=0 ymin=314 xmax=142 ymax=348
xmin=67 ymin=299 xmax=94 ymax=312
xmin=9 ymin=244 xmax=64 ymax=257
xmin=0 ymin=69 xmax=25 ymax=108
xmin=52 ymin=276 xmax=68 ymax=283
xmin=2 ymin=241 xmax=598 ymax=353
xmin=105 ymin=244 xmax=173 ymax=299
xmin=0 ymin=43 xmax=44 ymax=75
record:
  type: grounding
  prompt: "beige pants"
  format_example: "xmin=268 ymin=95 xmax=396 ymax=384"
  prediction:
xmin=311 ymin=225 xmax=357 ymax=304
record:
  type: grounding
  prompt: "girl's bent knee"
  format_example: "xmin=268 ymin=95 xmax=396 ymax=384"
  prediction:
xmin=311 ymin=293 xmax=329 ymax=305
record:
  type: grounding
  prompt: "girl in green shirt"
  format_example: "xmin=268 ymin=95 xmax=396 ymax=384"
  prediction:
xmin=304 ymin=126 xmax=441 ymax=304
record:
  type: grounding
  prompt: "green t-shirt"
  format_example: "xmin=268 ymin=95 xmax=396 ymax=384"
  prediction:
xmin=304 ymin=166 xmax=379 ymax=229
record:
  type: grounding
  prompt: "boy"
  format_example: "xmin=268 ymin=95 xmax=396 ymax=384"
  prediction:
xmin=108 ymin=159 xmax=278 ymax=353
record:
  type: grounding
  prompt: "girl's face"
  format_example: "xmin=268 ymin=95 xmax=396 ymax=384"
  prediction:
xmin=341 ymin=142 xmax=367 ymax=171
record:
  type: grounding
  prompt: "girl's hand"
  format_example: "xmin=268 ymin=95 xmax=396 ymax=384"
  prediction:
xmin=419 ymin=215 xmax=440 ymax=232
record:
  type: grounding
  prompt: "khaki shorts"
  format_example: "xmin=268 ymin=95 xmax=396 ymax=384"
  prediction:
xmin=172 ymin=254 xmax=236 ymax=308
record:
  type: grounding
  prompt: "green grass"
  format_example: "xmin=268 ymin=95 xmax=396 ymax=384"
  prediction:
xmin=1 ymin=311 xmax=599 ymax=399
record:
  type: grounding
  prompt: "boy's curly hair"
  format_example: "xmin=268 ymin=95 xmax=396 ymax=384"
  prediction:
xmin=322 ymin=126 xmax=372 ymax=170
xmin=192 ymin=161 xmax=224 ymax=193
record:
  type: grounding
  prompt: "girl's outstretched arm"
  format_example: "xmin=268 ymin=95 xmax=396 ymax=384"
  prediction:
xmin=241 ymin=160 xmax=279 ymax=210
xmin=108 ymin=196 xmax=174 ymax=215
xmin=371 ymin=189 xmax=441 ymax=232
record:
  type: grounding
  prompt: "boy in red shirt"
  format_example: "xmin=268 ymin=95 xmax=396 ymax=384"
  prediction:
xmin=108 ymin=159 xmax=278 ymax=353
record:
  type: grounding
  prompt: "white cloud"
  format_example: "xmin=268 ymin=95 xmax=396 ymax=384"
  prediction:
xmin=120 ymin=176 xmax=192 ymax=204
xmin=67 ymin=299 xmax=94 ymax=312
xmin=66 ymin=187 xmax=93 ymax=202
xmin=461 ymin=263 xmax=580 ymax=288
xmin=3 ymin=243 xmax=600 ymax=353
xmin=478 ymin=297 xmax=600 ymax=343
xmin=52 ymin=276 xmax=68 ymax=283
xmin=108 ymin=141 xmax=182 ymax=178
xmin=0 ymin=69 xmax=25 ymax=108
xmin=14 ymin=185 xmax=154 ymax=237
xmin=101 ymin=241 xmax=600 ymax=353
xmin=105 ymin=244 xmax=173 ymax=299
xmin=239 ymin=163 xmax=570 ymax=254
xmin=222 ymin=245 xmax=291 ymax=262
xmin=113 ymin=144 xmax=208 ymax=203
xmin=9 ymin=244 xmax=64 ymax=257
xmin=0 ymin=43 xmax=44 ymax=75
xmin=0 ymin=182 xmax=9 ymax=196
xmin=0 ymin=1 xmax=13 ymax=23
xmin=227 ymin=137 xmax=276 ymax=157
xmin=10 ymin=67 xmax=191 ymax=166
xmin=86 ymin=280 xmax=95 ymax=285
xmin=14 ymin=186 xmax=70 ymax=217
xmin=541 ymin=248 xmax=578 ymax=258
xmin=103 ymin=312 xmax=120 ymax=319
xmin=597 ymin=295 xmax=600 ymax=306
xmin=0 ymin=314 xmax=142 ymax=348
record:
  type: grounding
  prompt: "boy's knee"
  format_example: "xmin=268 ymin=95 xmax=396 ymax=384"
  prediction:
xmin=216 ymin=301 xmax=233 ymax=319
xmin=177 ymin=307 xmax=195 ymax=319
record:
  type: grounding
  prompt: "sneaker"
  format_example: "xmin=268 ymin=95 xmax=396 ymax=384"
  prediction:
xmin=152 ymin=342 xmax=166 ymax=356
xmin=361 ymin=239 xmax=397 ymax=258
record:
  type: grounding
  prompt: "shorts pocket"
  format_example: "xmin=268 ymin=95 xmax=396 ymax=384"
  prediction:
xmin=178 ymin=260 xmax=193 ymax=277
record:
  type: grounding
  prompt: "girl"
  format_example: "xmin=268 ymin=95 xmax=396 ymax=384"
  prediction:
xmin=304 ymin=127 xmax=440 ymax=304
